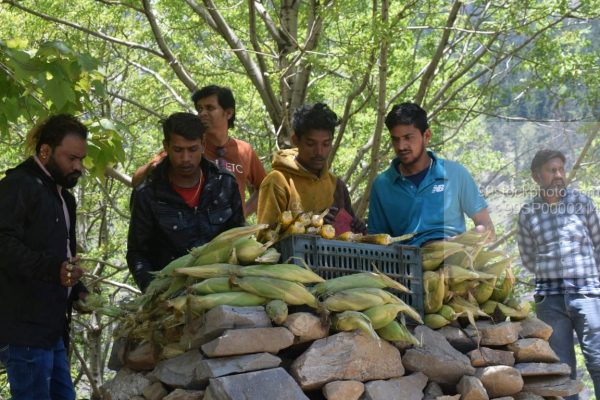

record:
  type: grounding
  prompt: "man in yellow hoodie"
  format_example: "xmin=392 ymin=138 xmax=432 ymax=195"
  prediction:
xmin=257 ymin=103 xmax=366 ymax=233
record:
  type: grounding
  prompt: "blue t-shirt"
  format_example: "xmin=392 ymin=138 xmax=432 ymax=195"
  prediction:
xmin=367 ymin=151 xmax=488 ymax=246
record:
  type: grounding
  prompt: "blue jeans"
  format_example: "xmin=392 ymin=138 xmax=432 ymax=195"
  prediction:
xmin=535 ymin=293 xmax=600 ymax=400
xmin=0 ymin=338 xmax=75 ymax=400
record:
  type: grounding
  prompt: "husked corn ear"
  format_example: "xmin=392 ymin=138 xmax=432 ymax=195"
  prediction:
xmin=320 ymin=224 xmax=336 ymax=239
xmin=332 ymin=311 xmax=379 ymax=341
xmin=280 ymin=211 xmax=294 ymax=229
xmin=266 ymin=300 xmax=288 ymax=325
xmin=311 ymin=209 xmax=328 ymax=228
xmin=336 ymin=231 xmax=362 ymax=242
xmin=306 ymin=226 xmax=319 ymax=235
xmin=237 ymin=263 xmax=325 ymax=283
xmin=254 ymin=248 xmax=281 ymax=264
xmin=296 ymin=212 xmax=313 ymax=227
xmin=190 ymin=277 xmax=240 ymax=294
xmin=424 ymin=313 xmax=451 ymax=329
xmin=358 ymin=234 xmax=392 ymax=245
xmin=230 ymin=276 xmax=318 ymax=307
xmin=312 ymin=271 xmax=411 ymax=296
xmin=174 ymin=264 xmax=241 ymax=279
xmin=286 ymin=221 xmax=306 ymax=235
xmin=376 ymin=320 xmax=419 ymax=345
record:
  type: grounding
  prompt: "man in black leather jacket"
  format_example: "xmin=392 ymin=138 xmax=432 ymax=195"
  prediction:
xmin=127 ymin=112 xmax=244 ymax=292
xmin=0 ymin=114 xmax=88 ymax=400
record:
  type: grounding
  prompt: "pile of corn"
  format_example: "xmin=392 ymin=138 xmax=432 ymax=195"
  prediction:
xmin=80 ymin=224 xmax=423 ymax=357
xmin=421 ymin=229 xmax=529 ymax=330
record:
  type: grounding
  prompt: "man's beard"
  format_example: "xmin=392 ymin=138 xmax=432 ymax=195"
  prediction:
xmin=45 ymin=157 xmax=81 ymax=189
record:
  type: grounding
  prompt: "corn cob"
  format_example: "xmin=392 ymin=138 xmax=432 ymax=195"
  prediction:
xmin=306 ymin=226 xmax=320 ymax=235
xmin=448 ymin=297 xmax=488 ymax=318
xmin=233 ymin=236 xmax=270 ymax=265
xmin=443 ymin=265 xmax=481 ymax=285
xmin=336 ymin=231 xmax=362 ymax=242
xmin=479 ymin=257 xmax=513 ymax=277
xmin=174 ymin=264 xmax=241 ymax=279
xmin=332 ymin=311 xmax=379 ymax=341
xmin=296 ymin=212 xmax=313 ymax=227
xmin=190 ymin=224 xmax=269 ymax=258
xmin=364 ymin=303 xmax=423 ymax=328
xmin=168 ymin=292 xmax=268 ymax=313
xmin=266 ymin=299 xmax=288 ymax=325
xmin=158 ymin=253 xmax=195 ymax=276
xmin=158 ymin=275 xmax=189 ymax=300
xmin=323 ymin=289 xmax=386 ymax=312
xmin=423 ymin=270 xmax=445 ymax=314
xmin=357 ymin=233 xmax=393 ymax=245
xmin=320 ymin=224 xmax=336 ymax=239
xmin=312 ymin=271 xmax=410 ymax=296
xmin=438 ymin=304 xmax=456 ymax=321
xmin=237 ymin=263 xmax=325 ymax=283
xmin=279 ymin=211 xmax=294 ymax=229
xmin=481 ymin=299 xmax=499 ymax=315
xmin=497 ymin=302 xmax=530 ymax=320
xmin=474 ymin=278 xmax=496 ymax=304
xmin=424 ymin=313 xmax=451 ymax=329
xmin=190 ymin=277 xmax=240 ymax=294
xmin=311 ymin=209 xmax=329 ymax=228
xmin=230 ymin=276 xmax=318 ymax=307
xmin=376 ymin=320 xmax=419 ymax=345
xmin=473 ymin=250 xmax=505 ymax=269
xmin=285 ymin=221 xmax=306 ymax=235
xmin=490 ymin=267 xmax=515 ymax=303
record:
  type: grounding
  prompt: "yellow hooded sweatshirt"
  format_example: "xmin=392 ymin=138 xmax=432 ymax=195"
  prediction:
xmin=257 ymin=148 xmax=337 ymax=227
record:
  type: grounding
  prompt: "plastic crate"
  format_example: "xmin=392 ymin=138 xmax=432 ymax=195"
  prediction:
xmin=277 ymin=234 xmax=423 ymax=317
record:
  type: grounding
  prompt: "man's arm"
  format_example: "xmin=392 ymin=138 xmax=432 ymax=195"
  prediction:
xmin=516 ymin=208 xmax=537 ymax=274
xmin=257 ymin=172 xmax=289 ymax=228
xmin=471 ymin=208 xmax=496 ymax=241
xmin=126 ymin=190 xmax=158 ymax=292
xmin=0 ymin=175 xmax=64 ymax=283
xmin=583 ymin=198 xmax=600 ymax=268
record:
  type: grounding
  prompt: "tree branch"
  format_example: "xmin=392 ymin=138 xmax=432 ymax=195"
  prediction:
xmin=107 ymin=90 xmax=164 ymax=119
xmin=142 ymin=0 xmax=198 ymax=91
xmin=3 ymin=0 xmax=164 ymax=58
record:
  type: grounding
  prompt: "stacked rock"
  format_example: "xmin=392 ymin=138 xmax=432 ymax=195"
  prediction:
xmin=101 ymin=306 xmax=583 ymax=400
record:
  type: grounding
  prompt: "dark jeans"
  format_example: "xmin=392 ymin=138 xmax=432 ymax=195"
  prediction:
xmin=535 ymin=293 xmax=600 ymax=400
xmin=0 ymin=338 xmax=75 ymax=400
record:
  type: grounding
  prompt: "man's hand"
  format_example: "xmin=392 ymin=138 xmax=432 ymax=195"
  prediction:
xmin=351 ymin=218 xmax=368 ymax=234
xmin=60 ymin=257 xmax=84 ymax=287
xmin=323 ymin=206 xmax=339 ymax=225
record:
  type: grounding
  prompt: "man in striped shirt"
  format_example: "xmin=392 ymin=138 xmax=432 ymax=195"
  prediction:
xmin=517 ymin=149 xmax=600 ymax=399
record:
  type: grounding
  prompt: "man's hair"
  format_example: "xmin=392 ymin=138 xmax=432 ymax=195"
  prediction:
xmin=191 ymin=85 xmax=236 ymax=128
xmin=162 ymin=112 xmax=206 ymax=143
xmin=384 ymin=102 xmax=429 ymax=133
xmin=31 ymin=114 xmax=88 ymax=154
xmin=530 ymin=149 xmax=566 ymax=174
xmin=292 ymin=102 xmax=339 ymax=138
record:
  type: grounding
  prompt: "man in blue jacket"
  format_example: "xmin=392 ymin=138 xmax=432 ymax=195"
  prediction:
xmin=0 ymin=114 xmax=88 ymax=399
xmin=368 ymin=102 xmax=494 ymax=246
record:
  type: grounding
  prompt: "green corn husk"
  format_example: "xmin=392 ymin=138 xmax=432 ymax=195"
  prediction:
xmin=190 ymin=277 xmax=240 ymax=294
xmin=237 ymin=263 xmax=325 ymax=283
xmin=266 ymin=299 xmax=288 ymax=325
xmin=376 ymin=320 xmax=419 ymax=345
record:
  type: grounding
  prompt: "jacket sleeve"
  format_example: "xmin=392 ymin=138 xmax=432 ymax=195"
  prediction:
xmin=126 ymin=189 xmax=157 ymax=292
xmin=227 ymin=176 xmax=246 ymax=229
xmin=367 ymin=181 xmax=392 ymax=235
xmin=257 ymin=171 xmax=290 ymax=228
xmin=0 ymin=174 xmax=63 ymax=283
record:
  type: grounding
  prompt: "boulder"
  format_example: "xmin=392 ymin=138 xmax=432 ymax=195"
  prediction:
xmin=322 ymin=380 xmax=364 ymax=400
xmin=456 ymin=375 xmax=488 ymax=400
xmin=402 ymin=326 xmax=475 ymax=385
xmin=514 ymin=363 xmax=571 ymax=377
xmin=149 ymin=349 xmax=204 ymax=389
xmin=124 ymin=341 xmax=158 ymax=371
xmin=475 ymin=366 xmax=524 ymax=398
xmin=141 ymin=382 xmax=167 ymax=400
xmin=195 ymin=352 xmax=281 ymax=384
xmin=518 ymin=318 xmax=552 ymax=341
xmin=363 ymin=372 xmax=428 ymax=400
xmin=100 ymin=368 xmax=152 ymax=400
xmin=468 ymin=347 xmax=515 ymax=367
xmin=201 ymin=327 xmax=294 ymax=357
xmin=507 ymin=339 xmax=560 ymax=363
xmin=468 ymin=321 xmax=521 ymax=346
xmin=522 ymin=375 xmax=583 ymax=397
xmin=439 ymin=326 xmax=479 ymax=352
xmin=284 ymin=312 xmax=330 ymax=344
xmin=162 ymin=389 xmax=204 ymax=400
xmin=291 ymin=331 xmax=404 ymax=390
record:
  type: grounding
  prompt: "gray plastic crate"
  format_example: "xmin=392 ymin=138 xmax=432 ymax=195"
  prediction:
xmin=277 ymin=234 xmax=423 ymax=318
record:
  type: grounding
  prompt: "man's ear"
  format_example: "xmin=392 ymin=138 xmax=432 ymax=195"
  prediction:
xmin=532 ymin=171 xmax=541 ymax=184
xmin=225 ymin=108 xmax=234 ymax=122
xmin=39 ymin=144 xmax=52 ymax=164
xmin=423 ymin=128 xmax=432 ymax=145
xmin=291 ymin=134 xmax=299 ymax=147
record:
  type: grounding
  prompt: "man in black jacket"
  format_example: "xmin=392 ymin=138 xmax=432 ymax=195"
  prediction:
xmin=0 ymin=114 xmax=88 ymax=400
xmin=127 ymin=112 xmax=245 ymax=292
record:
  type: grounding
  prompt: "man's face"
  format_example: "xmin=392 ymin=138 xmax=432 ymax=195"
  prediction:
xmin=195 ymin=95 xmax=233 ymax=134
xmin=164 ymin=134 xmax=204 ymax=179
xmin=43 ymin=134 xmax=87 ymax=189
xmin=534 ymin=157 xmax=566 ymax=194
xmin=292 ymin=128 xmax=333 ymax=175
xmin=389 ymin=124 xmax=430 ymax=167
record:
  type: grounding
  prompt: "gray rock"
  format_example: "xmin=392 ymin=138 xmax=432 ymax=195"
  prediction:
xmin=203 ymin=367 xmax=308 ymax=400
xmin=363 ymin=372 xmax=428 ymax=400
xmin=162 ymin=389 xmax=204 ymax=400
xmin=402 ymin=326 xmax=475 ymax=385
xmin=435 ymin=396 xmax=460 ymax=400
xmin=322 ymin=380 xmax=364 ymax=400
xmin=180 ymin=306 xmax=271 ymax=349
xmin=150 ymin=349 xmax=204 ymax=389
xmin=507 ymin=339 xmax=560 ymax=363
xmin=518 ymin=318 xmax=553 ymax=341
xmin=439 ymin=326 xmax=479 ymax=352
xmin=125 ymin=341 xmax=159 ymax=371
xmin=473 ymin=321 xmax=521 ymax=346
xmin=100 ymin=368 xmax=152 ymax=400
xmin=423 ymin=382 xmax=444 ymax=400
xmin=201 ymin=327 xmax=294 ymax=357
xmin=475 ymin=366 xmax=524 ymax=398
xmin=196 ymin=352 xmax=281 ymax=384
xmin=468 ymin=347 xmax=515 ymax=367
xmin=142 ymin=381 xmax=167 ymax=400
xmin=492 ymin=397 xmax=514 ymax=400
xmin=291 ymin=331 xmax=404 ymax=390
xmin=514 ymin=362 xmax=571 ymax=377
xmin=522 ymin=375 xmax=583 ymax=397
xmin=513 ymin=392 xmax=545 ymax=400
xmin=284 ymin=312 xmax=330 ymax=344
xmin=456 ymin=375 xmax=488 ymax=400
